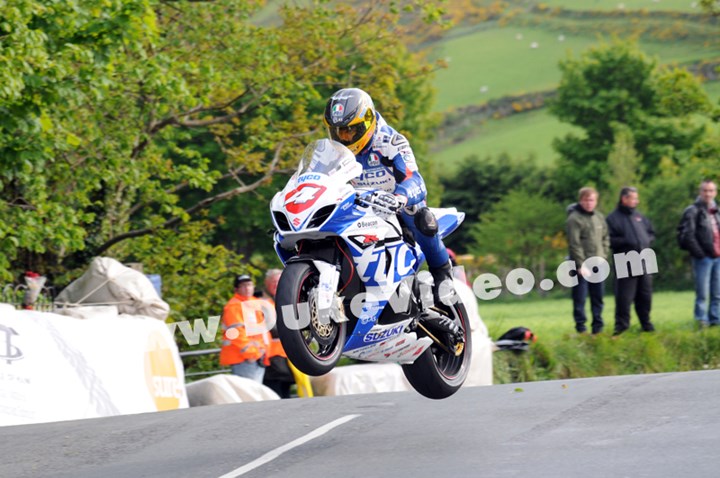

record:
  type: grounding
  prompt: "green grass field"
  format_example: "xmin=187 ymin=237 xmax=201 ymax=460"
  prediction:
xmin=479 ymin=290 xmax=695 ymax=340
xmin=433 ymin=107 xmax=578 ymax=169
xmin=476 ymin=289 xmax=720 ymax=383
xmin=539 ymin=0 xmax=702 ymax=12
xmin=431 ymin=26 xmax=720 ymax=111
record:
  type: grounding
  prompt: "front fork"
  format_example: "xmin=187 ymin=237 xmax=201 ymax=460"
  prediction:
xmin=312 ymin=260 xmax=343 ymax=324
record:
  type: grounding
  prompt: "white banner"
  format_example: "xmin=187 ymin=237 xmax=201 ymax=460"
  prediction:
xmin=0 ymin=304 xmax=188 ymax=427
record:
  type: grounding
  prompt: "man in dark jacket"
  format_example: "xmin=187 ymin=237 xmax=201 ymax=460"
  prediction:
xmin=678 ymin=180 xmax=720 ymax=327
xmin=566 ymin=187 xmax=609 ymax=334
xmin=606 ymin=187 xmax=656 ymax=335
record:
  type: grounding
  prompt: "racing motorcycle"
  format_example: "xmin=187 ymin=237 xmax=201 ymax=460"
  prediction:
xmin=269 ymin=139 xmax=471 ymax=399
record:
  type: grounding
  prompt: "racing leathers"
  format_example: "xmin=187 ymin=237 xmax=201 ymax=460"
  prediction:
xmin=351 ymin=113 xmax=450 ymax=271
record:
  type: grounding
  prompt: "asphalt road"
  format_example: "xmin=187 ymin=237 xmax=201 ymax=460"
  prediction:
xmin=2 ymin=370 xmax=719 ymax=478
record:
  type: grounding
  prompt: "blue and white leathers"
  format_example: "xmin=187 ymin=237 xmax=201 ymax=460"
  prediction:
xmin=270 ymin=139 xmax=465 ymax=363
xmin=353 ymin=113 xmax=449 ymax=269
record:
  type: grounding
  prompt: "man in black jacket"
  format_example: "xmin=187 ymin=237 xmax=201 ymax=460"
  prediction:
xmin=606 ymin=187 xmax=656 ymax=335
xmin=678 ymin=180 xmax=720 ymax=327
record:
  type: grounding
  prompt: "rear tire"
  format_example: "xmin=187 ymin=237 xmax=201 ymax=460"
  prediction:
xmin=402 ymin=299 xmax=472 ymax=399
xmin=275 ymin=262 xmax=346 ymax=376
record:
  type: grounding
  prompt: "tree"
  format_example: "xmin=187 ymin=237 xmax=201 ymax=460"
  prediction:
xmin=603 ymin=123 xmax=641 ymax=211
xmin=0 ymin=1 xmax=442 ymax=281
xmin=0 ymin=0 xmax=158 ymax=279
xmin=440 ymin=153 xmax=560 ymax=253
xmin=470 ymin=190 xmax=566 ymax=285
xmin=549 ymin=41 xmax=713 ymax=200
xmin=701 ymin=0 xmax=719 ymax=16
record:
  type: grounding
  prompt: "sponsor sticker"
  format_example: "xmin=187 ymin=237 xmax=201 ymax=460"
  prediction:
xmin=284 ymin=184 xmax=327 ymax=214
xmin=357 ymin=220 xmax=379 ymax=229
xmin=363 ymin=324 xmax=404 ymax=343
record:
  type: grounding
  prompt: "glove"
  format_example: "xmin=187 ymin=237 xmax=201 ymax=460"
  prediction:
xmin=371 ymin=192 xmax=406 ymax=218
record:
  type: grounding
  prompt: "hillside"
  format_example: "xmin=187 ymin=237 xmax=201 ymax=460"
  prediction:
xmin=249 ymin=2 xmax=718 ymax=172
xmin=427 ymin=1 xmax=720 ymax=168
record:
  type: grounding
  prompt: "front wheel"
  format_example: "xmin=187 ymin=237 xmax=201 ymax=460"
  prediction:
xmin=402 ymin=300 xmax=472 ymax=399
xmin=275 ymin=262 xmax=346 ymax=376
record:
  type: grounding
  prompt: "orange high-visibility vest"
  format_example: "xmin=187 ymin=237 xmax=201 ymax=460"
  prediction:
xmin=219 ymin=294 xmax=272 ymax=366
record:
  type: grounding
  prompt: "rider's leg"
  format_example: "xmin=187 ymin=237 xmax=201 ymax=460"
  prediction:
xmin=400 ymin=205 xmax=455 ymax=305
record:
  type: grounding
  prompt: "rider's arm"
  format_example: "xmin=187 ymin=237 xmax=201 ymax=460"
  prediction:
xmin=378 ymin=132 xmax=427 ymax=206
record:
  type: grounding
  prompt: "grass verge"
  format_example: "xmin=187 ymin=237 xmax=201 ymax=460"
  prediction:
xmin=480 ymin=290 xmax=720 ymax=383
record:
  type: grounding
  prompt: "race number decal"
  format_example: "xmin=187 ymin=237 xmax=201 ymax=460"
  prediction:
xmin=284 ymin=184 xmax=327 ymax=214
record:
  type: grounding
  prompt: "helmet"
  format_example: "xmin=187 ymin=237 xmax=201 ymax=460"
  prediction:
xmin=323 ymin=88 xmax=377 ymax=155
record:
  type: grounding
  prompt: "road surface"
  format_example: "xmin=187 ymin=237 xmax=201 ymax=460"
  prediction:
xmin=2 ymin=370 xmax=719 ymax=478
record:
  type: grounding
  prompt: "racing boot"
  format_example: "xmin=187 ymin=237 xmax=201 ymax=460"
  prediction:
xmin=419 ymin=308 xmax=464 ymax=355
xmin=430 ymin=261 xmax=457 ymax=307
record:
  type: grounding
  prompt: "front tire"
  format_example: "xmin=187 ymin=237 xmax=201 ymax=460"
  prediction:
xmin=275 ymin=262 xmax=346 ymax=376
xmin=402 ymin=300 xmax=472 ymax=399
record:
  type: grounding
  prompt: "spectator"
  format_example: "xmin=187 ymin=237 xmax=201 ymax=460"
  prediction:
xmin=566 ymin=187 xmax=609 ymax=334
xmin=219 ymin=274 xmax=271 ymax=383
xmin=260 ymin=268 xmax=296 ymax=398
xmin=678 ymin=179 xmax=720 ymax=327
xmin=606 ymin=187 xmax=656 ymax=335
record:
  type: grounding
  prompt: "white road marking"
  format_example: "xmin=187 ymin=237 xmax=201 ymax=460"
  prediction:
xmin=217 ymin=414 xmax=361 ymax=478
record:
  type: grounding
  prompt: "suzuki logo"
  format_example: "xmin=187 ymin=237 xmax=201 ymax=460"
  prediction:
xmin=363 ymin=234 xmax=379 ymax=244
xmin=0 ymin=324 xmax=23 ymax=365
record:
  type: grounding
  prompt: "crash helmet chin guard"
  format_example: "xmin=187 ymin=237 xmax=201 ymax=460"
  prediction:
xmin=323 ymin=88 xmax=377 ymax=155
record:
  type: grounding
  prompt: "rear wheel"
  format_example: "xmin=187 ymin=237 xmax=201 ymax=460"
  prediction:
xmin=275 ymin=262 xmax=346 ymax=376
xmin=402 ymin=300 xmax=472 ymax=399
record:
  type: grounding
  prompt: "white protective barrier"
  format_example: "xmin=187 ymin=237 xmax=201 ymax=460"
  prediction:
xmin=310 ymin=279 xmax=493 ymax=396
xmin=311 ymin=363 xmax=413 ymax=396
xmin=0 ymin=304 xmax=188 ymax=427
xmin=186 ymin=374 xmax=280 ymax=406
xmin=457 ymin=279 xmax=494 ymax=387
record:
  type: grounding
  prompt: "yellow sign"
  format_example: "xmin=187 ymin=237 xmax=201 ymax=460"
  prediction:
xmin=144 ymin=331 xmax=183 ymax=411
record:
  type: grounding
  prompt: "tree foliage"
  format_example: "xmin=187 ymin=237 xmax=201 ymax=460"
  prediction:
xmin=700 ymin=0 xmax=719 ymax=16
xmin=440 ymin=153 xmax=559 ymax=253
xmin=470 ymin=190 xmax=566 ymax=282
xmin=602 ymin=122 xmax=641 ymax=211
xmin=0 ymin=0 xmax=441 ymax=283
xmin=549 ymin=41 xmax=715 ymax=200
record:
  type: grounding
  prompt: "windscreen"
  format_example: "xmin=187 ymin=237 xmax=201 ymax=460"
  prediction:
xmin=297 ymin=139 xmax=357 ymax=177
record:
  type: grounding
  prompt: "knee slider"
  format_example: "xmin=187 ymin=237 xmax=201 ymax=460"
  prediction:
xmin=414 ymin=207 xmax=438 ymax=237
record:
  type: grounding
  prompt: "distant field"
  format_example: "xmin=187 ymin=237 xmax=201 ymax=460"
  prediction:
xmin=433 ymin=108 xmax=579 ymax=169
xmin=431 ymin=26 xmax=720 ymax=111
xmin=478 ymin=290 xmax=695 ymax=340
xmin=539 ymin=0 xmax=702 ymax=12
xmin=433 ymin=79 xmax=719 ymax=169
xmin=431 ymin=28 xmax=598 ymax=111
xmin=251 ymin=0 xmax=312 ymax=25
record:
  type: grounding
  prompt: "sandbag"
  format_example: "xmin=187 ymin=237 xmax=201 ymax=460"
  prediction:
xmin=55 ymin=257 xmax=169 ymax=320
xmin=186 ymin=374 xmax=280 ymax=406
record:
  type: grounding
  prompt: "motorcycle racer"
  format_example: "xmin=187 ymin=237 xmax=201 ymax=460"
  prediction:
xmin=323 ymin=87 xmax=455 ymax=306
